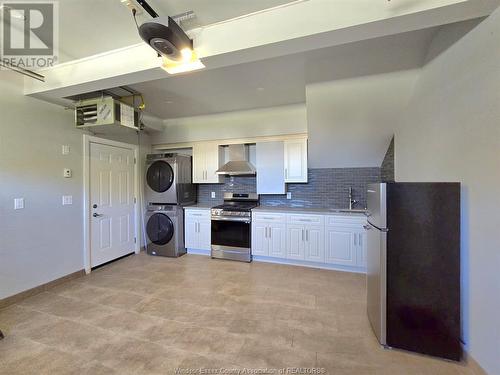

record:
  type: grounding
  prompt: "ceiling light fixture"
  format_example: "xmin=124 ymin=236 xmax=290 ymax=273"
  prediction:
xmin=161 ymin=55 xmax=205 ymax=75
xmin=132 ymin=0 xmax=205 ymax=75
xmin=180 ymin=47 xmax=193 ymax=63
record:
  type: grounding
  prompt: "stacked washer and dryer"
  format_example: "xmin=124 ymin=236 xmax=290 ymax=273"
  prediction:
xmin=144 ymin=153 xmax=196 ymax=257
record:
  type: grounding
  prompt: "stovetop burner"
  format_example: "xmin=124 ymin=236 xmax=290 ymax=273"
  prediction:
xmin=213 ymin=201 xmax=259 ymax=211
xmin=211 ymin=193 xmax=259 ymax=218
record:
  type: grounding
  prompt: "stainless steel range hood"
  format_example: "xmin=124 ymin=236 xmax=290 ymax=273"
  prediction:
xmin=216 ymin=144 xmax=256 ymax=175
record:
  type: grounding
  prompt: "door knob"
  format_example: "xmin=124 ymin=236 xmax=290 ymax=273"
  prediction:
xmin=93 ymin=213 xmax=103 ymax=218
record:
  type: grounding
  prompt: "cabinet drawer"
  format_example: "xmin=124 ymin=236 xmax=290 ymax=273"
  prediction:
xmin=326 ymin=215 xmax=366 ymax=227
xmin=185 ymin=209 xmax=211 ymax=220
xmin=287 ymin=214 xmax=324 ymax=225
xmin=253 ymin=212 xmax=286 ymax=223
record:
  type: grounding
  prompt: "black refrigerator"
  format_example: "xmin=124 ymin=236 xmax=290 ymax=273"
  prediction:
xmin=365 ymin=183 xmax=461 ymax=361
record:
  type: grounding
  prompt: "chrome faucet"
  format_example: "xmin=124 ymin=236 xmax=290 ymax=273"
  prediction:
xmin=349 ymin=187 xmax=358 ymax=210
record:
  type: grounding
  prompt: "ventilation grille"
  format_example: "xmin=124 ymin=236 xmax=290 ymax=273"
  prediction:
xmin=75 ymin=104 xmax=98 ymax=126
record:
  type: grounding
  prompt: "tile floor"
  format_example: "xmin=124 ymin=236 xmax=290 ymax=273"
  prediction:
xmin=0 ymin=253 xmax=474 ymax=374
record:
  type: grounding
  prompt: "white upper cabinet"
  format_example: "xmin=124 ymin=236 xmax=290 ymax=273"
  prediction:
xmin=256 ymin=141 xmax=285 ymax=195
xmin=284 ymin=138 xmax=308 ymax=183
xmin=192 ymin=143 xmax=223 ymax=184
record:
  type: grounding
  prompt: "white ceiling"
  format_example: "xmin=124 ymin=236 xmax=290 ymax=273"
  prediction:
xmin=130 ymin=26 xmax=438 ymax=119
xmin=57 ymin=0 xmax=294 ymax=62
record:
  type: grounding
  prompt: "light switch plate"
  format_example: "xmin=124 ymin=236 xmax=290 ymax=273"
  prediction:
xmin=286 ymin=192 xmax=292 ymax=200
xmin=14 ymin=198 xmax=24 ymax=210
xmin=62 ymin=145 xmax=70 ymax=155
xmin=62 ymin=195 xmax=73 ymax=205
xmin=211 ymin=192 xmax=216 ymax=199
xmin=63 ymin=168 xmax=72 ymax=178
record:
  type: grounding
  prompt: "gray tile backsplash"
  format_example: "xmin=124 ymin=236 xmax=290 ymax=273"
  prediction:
xmin=197 ymin=168 xmax=381 ymax=209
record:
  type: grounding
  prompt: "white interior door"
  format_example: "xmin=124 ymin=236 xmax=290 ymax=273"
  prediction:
xmin=90 ymin=142 xmax=136 ymax=267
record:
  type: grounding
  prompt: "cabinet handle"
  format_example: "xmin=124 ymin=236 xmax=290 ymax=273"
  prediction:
xmin=359 ymin=234 xmax=362 ymax=247
xmin=285 ymin=168 xmax=288 ymax=179
xmin=354 ymin=234 xmax=357 ymax=246
xmin=306 ymin=229 xmax=309 ymax=242
xmin=302 ymin=229 xmax=304 ymax=241
xmin=265 ymin=227 xmax=268 ymax=238
xmin=269 ymin=227 xmax=272 ymax=239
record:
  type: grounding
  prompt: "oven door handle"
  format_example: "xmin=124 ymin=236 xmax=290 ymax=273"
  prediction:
xmin=211 ymin=217 xmax=251 ymax=223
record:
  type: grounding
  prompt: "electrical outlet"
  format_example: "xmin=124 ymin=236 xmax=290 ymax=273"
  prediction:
xmin=14 ymin=198 xmax=24 ymax=210
xmin=62 ymin=195 xmax=73 ymax=205
xmin=211 ymin=192 xmax=216 ymax=199
xmin=62 ymin=145 xmax=70 ymax=155
xmin=286 ymin=192 xmax=292 ymax=200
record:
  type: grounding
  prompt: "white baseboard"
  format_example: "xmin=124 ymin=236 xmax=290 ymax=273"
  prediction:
xmin=186 ymin=248 xmax=211 ymax=256
xmin=252 ymin=256 xmax=366 ymax=273
xmin=185 ymin=249 xmax=366 ymax=274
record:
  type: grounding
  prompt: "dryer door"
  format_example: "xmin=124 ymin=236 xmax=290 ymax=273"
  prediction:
xmin=146 ymin=161 xmax=174 ymax=193
xmin=146 ymin=213 xmax=174 ymax=245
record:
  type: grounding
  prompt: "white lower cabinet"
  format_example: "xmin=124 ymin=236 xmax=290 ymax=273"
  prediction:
xmin=286 ymin=214 xmax=325 ymax=262
xmin=325 ymin=226 xmax=367 ymax=267
xmin=252 ymin=221 xmax=287 ymax=258
xmin=325 ymin=226 xmax=357 ymax=266
xmin=184 ymin=209 xmax=211 ymax=251
xmin=252 ymin=211 xmax=366 ymax=271
xmin=254 ymin=210 xmax=366 ymax=271
xmin=286 ymin=223 xmax=325 ymax=262
xmin=304 ymin=225 xmax=325 ymax=262
xmin=286 ymin=224 xmax=305 ymax=260
xmin=252 ymin=223 xmax=268 ymax=256
xmin=355 ymin=230 xmax=367 ymax=268
xmin=268 ymin=224 xmax=287 ymax=258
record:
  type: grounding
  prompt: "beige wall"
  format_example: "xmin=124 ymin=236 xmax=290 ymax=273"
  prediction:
xmin=306 ymin=70 xmax=419 ymax=168
xmin=154 ymin=104 xmax=307 ymax=145
xmin=395 ymin=14 xmax=500 ymax=375
xmin=0 ymin=71 xmax=150 ymax=300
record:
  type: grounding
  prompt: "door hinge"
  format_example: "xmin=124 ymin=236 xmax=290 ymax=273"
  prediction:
xmin=134 ymin=157 xmax=137 ymax=164
xmin=134 ymin=237 xmax=137 ymax=244
xmin=134 ymin=197 xmax=137 ymax=204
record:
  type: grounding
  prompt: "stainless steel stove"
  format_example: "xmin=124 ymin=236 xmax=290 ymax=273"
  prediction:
xmin=211 ymin=193 xmax=259 ymax=262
